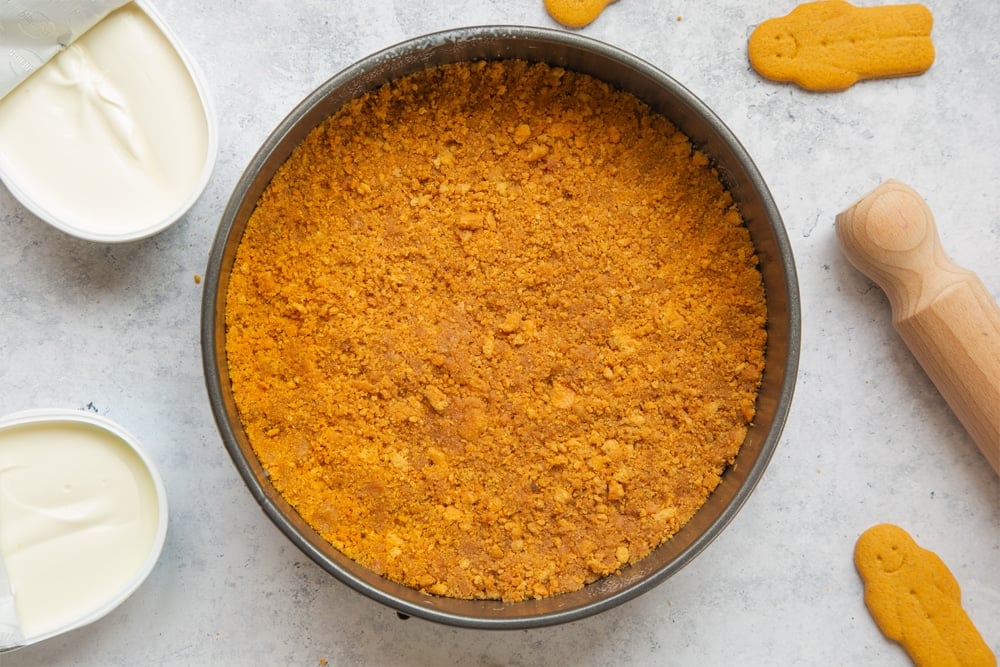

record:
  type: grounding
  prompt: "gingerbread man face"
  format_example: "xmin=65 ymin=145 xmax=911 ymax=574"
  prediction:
xmin=855 ymin=523 xmax=910 ymax=575
xmin=746 ymin=22 xmax=800 ymax=80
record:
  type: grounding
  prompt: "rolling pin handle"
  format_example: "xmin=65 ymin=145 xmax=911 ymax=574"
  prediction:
xmin=836 ymin=180 xmax=1000 ymax=476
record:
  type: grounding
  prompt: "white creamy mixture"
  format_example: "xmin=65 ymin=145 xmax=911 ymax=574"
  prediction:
xmin=0 ymin=419 xmax=161 ymax=642
xmin=0 ymin=3 xmax=210 ymax=239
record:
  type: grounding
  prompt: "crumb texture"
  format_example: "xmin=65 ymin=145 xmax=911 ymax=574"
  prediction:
xmin=226 ymin=60 xmax=767 ymax=601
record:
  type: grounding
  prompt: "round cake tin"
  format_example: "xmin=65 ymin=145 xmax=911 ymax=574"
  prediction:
xmin=202 ymin=26 xmax=800 ymax=629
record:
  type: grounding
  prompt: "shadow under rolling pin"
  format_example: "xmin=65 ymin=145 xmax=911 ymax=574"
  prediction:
xmin=836 ymin=180 xmax=1000 ymax=476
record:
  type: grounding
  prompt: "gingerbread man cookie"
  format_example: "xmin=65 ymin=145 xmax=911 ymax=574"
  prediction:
xmin=748 ymin=1 xmax=935 ymax=91
xmin=545 ymin=0 xmax=617 ymax=29
xmin=854 ymin=524 xmax=996 ymax=667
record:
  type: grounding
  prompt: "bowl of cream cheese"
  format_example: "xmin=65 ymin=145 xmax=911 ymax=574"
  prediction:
xmin=0 ymin=1 xmax=217 ymax=242
xmin=0 ymin=409 xmax=167 ymax=651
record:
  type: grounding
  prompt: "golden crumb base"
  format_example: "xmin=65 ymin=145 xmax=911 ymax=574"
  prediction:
xmin=225 ymin=60 xmax=767 ymax=602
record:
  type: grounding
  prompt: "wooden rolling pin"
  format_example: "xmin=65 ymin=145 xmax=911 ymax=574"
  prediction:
xmin=836 ymin=180 xmax=1000 ymax=476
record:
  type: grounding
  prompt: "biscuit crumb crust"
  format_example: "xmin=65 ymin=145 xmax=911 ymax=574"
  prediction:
xmin=225 ymin=60 xmax=767 ymax=601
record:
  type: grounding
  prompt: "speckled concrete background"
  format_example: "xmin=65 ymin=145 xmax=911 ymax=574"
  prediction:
xmin=1 ymin=1 xmax=997 ymax=665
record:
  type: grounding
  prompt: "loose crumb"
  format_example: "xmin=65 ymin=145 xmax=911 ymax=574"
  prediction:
xmin=225 ymin=60 xmax=767 ymax=602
